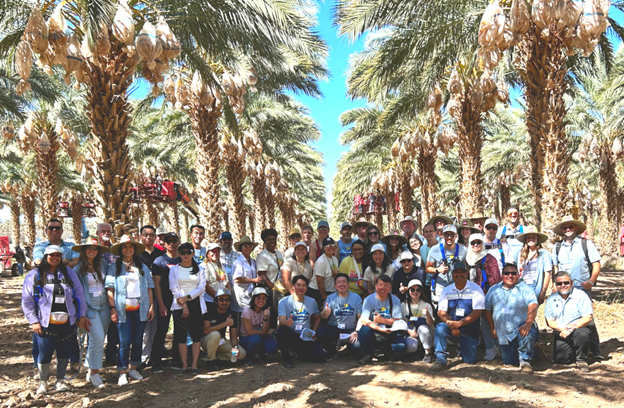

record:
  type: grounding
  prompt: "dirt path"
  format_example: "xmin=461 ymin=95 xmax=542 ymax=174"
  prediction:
xmin=1 ymin=271 xmax=624 ymax=408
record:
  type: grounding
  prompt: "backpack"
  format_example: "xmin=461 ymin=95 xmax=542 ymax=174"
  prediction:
xmin=555 ymin=238 xmax=592 ymax=272
xmin=478 ymin=254 xmax=502 ymax=294
xmin=33 ymin=268 xmax=80 ymax=318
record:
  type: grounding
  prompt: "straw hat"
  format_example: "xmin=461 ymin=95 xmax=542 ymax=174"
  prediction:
xmin=552 ymin=215 xmax=587 ymax=236
xmin=516 ymin=226 xmax=549 ymax=244
xmin=353 ymin=218 xmax=372 ymax=230
xmin=426 ymin=212 xmax=453 ymax=226
xmin=457 ymin=219 xmax=481 ymax=234
xmin=110 ymin=235 xmax=145 ymax=256
xmin=72 ymin=236 xmax=111 ymax=253
xmin=234 ymin=236 xmax=258 ymax=252
xmin=381 ymin=229 xmax=408 ymax=247
xmin=469 ymin=212 xmax=487 ymax=222
xmin=399 ymin=216 xmax=417 ymax=230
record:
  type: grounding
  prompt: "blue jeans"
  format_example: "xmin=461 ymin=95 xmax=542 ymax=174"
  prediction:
xmin=434 ymin=323 xmax=479 ymax=365
xmin=117 ymin=310 xmax=146 ymax=370
xmin=481 ymin=316 xmax=499 ymax=350
xmin=33 ymin=327 xmax=80 ymax=366
xmin=86 ymin=307 xmax=111 ymax=370
xmin=499 ymin=324 xmax=538 ymax=366
xmin=317 ymin=324 xmax=362 ymax=357
xmin=35 ymin=323 xmax=75 ymax=364
xmin=238 ymin=334 xmax=278 ymax=362
xmin=358 ymin=326 xmax=406 ymax=357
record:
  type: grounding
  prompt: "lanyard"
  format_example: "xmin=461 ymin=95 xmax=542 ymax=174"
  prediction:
xmin=352 ymin=257 xmax=362 ymax=280
xmin=293 ymin=298 xmax=305 ymax=313
xmin=439 ymin=243 xmax=459 ymax=263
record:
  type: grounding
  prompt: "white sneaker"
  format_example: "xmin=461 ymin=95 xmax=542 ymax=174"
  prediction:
xmin=128 ymin=370 xmax=143 ymax=381
xmin=484 ymin=346 xmax=499 ymax=361
xmin=90 ymin=374 xmax=105 ymax=389
xmin=118 ymin=374 xmax=128 ymax=386
xmin=55 ymin=380 xmax=69 ymax=392
xmin=36 ymin=381 xmax=47 ymax=395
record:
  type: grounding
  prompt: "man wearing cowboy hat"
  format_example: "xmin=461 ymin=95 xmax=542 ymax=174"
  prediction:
xmin=496 ymin=206 xmax=526 ymax=262
xmin=353 ymin=218 xmax=372 ymax=242
xmin=400 ymin=216 xmax=417 ymax=239
xmin=284 ymin=228 xmax=302 ymax=259
xmin=338 ymin=222 xmax=356 ymax=263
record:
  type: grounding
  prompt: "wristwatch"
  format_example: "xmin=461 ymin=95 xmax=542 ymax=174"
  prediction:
xmin=187 ymin=294 xmax=192 ymax=300
xmin=588 ymin=281 xmax=595 ymax=286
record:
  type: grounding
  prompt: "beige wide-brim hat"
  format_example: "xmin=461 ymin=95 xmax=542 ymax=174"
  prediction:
xmin=516 ymin=226 xmax=549 ymax=244
xmin=457 ymin=219 xmax=481 ymax=234
xmin=381 ymin=229 xmax=408 ymax=247
xmin=234 ymin=236 xmax=259 ymax=252
xmin=469 ymin=212 xmax=487 ymax=222
xmin=353 ymin=218 xmax=372 ymax=230
xmin=399 ymin=216 xmax=417 ymax=230
xmin=427 ymin=212 xmax=453 ymax=226
xmin=110 ymin=235 xmax=145 ymax=256
xmin=552 ymin=216 xmax=587 ymax=237
xmin=72 ymin=236 xmax=111 ymax=253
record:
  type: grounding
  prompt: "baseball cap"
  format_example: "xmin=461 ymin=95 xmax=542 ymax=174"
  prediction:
xmin=44 ymin=245 xmax=64 ymax=257
xmin=164 ymin=232 xmax=179 ymax=241
xmin=442 ymin=225 xmax=457 ymax=234
xmin=155 ymin=227 xmax=168 ymax=236
xmin=206 ymin=243 xmax=221 ymax=251
xmin=340 ymin=222 xmax=352 ymax=230
xmin=294 ymin=242 xmax=308 ymax=250
xmin=251 ymin=287 xmax=269 ymax=297
xmin=468 ymin=234 xmax=484 ymax=245
xmin=452 ymin=261 xmax=468 ymax=272
xmin=322 ymin=237 xmax=336 ymax=247
xmin=407 ymin=279 xmax=423 ymax=288
xmin=178 ymin=242 xmax=194 ymax=251
xmin=371 ymin=243 xmax=385 ymax=253
xmin=219 ymin=231 xmax=233 ymax=240
xmin=399 ymin=251 xmax=414 ymax=261
xmin=215 ymin=287 xmax=231 ymax=298
xmin=485 ymin=218 xmax=499 ymax=227
xmin=317 ymin=220 xmax=330 ymax=229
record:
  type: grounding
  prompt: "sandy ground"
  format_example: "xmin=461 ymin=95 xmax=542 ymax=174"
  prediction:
xmin=1 ymin=270 xmax=624 ymax=408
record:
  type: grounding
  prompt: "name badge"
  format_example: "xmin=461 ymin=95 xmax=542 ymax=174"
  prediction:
xmin=456 ymin=308 xmax=465 ymax=317
xmin=219 ymin=338 xmax=226 ymax=346
xmin=55 ymin=296 xmax=66 ymax=304
xmin=525 ymin=279 xmax=534 ymax=285
xmin=337 ymin=323 xmax=346 ymax=329
xmin=295 ymin=324 xmax=303 ymax=331
xmin=93 ymin=291 xmax=102 ymax=297
xmin=502 ymin=307 xmax=510 ymax=314
xmin=410 ymin=316 xmax=419 ymax=321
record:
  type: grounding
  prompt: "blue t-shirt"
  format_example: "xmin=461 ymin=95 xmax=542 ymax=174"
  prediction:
xmin=33 ymin=240 xmax=78 ymax=262
xmin=484 ymin=282 xmax=537 ymax=345
xmin=361 ymin=293 xmax=402 ymax=321
xmin=325 ymin=291 xmax=363 ymax=330
xmin=278 ymin=295 xmax=319 ymax=333
xmin=338 ymin=238 xmax=356 ymax=263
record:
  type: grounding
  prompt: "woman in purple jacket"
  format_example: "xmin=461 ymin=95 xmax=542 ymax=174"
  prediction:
xmin=22 ymin=245 xmax=87 ymax=395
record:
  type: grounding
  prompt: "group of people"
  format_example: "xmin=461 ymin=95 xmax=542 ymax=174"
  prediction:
xmin=21 ymin=207 xmax=603 ymax=395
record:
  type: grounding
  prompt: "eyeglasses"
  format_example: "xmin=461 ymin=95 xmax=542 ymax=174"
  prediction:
xmin=47 ymin=226 xmax=62 ymax=231
xmin=470 ymin=241 xmax=483 ymax=246
xmin=217 ymin=298 xmax=231 ymax=302
xmin=179 ymin=250 xmax=193 ymax=255
xmin=502 ymin=271 xmax=518 ymax=276
xmin=409 ymin=287 xmax=421 ymax=293
xmin=555 ymin=281 xmax=571 ymax=286
xmin=324 ymin=244 xmax=336 ymax=248
xmin=400 ymin=259 xmax=413 ymax=264
xmin=368 ymin=232 xmax=379 ymax=236
xmin=142 ymin=233 xmax=156 ymax=238
xmin=485 ymin=226 xmax=498 ymax=231
xmin=290 ymin=235 xmax=301 ymax=240
xmin=561 ymin=225 xmax=575 ymax=231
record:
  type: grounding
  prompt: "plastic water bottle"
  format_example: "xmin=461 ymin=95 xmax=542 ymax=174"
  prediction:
xmin=231 ymin=347 xmax=237 ymax=363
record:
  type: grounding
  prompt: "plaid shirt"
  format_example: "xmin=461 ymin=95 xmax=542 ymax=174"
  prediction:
xmin=221 ymin=249 xmax=240 ymax=278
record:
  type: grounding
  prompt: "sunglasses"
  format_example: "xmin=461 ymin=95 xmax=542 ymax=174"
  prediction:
xmin=443 ymin=233 xmax=455 ymax=238
xmin=368 ymin=232 xmax=379 ymax=236
xmin=290 ymin=235 xmax=302 ymax=239
xmin=47 ymin=226 xmax=62 ymax=231
xmin=555 ymin=281 xmax=571 ymax=286
xmin=324 ymin=244 xmax=336 ymax=248
xmin=561 ymin=225 xmax=575 ymax=231
xmin=179 ymin=250 xmax=193 ymax=255
xmin=409 ymin=287 xmax=421 ymax=293
xmin=86 ymin=246 xmax=99 ymax=251
xmin=400 ymin=259 xmax=413 ymax=264
xmin=502 ymin=271 xmax=518 ymax=276
xmin=165 ymin=240 xmax=178 ymax=245
xmin=485 ymin=226 xmax=498 ymax=231
xmin=471 ymin=241 xmax=483 ymax=246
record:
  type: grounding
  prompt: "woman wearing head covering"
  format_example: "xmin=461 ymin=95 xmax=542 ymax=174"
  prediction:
xmin=381 ymin=229 xmax=408 ymax=270
xmin=401 ymin=279 xmax=435 ymax=363
xmin=239 ymin=287 xmax=278 ymax=366
xmin=281 ymin=242 xmax=313 ymax=295
xmin=72 ymin=237 xmax=111 ymax=388
xmin=363 ymin=244 xmax=396 ymax=295
xmin=308 ymin=237 xmax=340 ymax=309
xmin=516 ymin=226 xmax=553 ymax=304
xmin=22 ymin=246 xmax=87 ymax=395
xmin=465 ymin=234 xmax=502 ymax=292
xmin=169 ymin=242 xmax=206 ymax=373
xmin=105 ymin=236 xmax=154 ymax=386
xmin=338 ymin=239 xmax=367 ymax=296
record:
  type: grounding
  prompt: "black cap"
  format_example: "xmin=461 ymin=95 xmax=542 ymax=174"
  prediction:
xmin=322 ymin=237 xmax=336 ymax=247
xmin=219 ymin=231 xmax=233 ymax=240
xmin=178 ymin=242 xmax=194 ymax=251
xmin=164 ymin=232 xmax=179 ymax=241
xmin=452 ymin=261 xmax=468 ymax=272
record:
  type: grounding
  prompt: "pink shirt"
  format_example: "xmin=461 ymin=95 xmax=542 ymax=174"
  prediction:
xmin=240 ymin=307 xmax=264 ymax=337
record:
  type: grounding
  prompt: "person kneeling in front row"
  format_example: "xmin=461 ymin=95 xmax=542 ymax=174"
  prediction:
xmin=430 ymin=262 xmax=484 ymax=372
xmin=358 ymin=274 xmax=406 ymax=365
xmin=239 ymin=287 xmax=278 ymax=366
xmin=545 ymin=271 xmax=598 ymax=373
xmin=277 ymin=275 xmax=325 ymax=368
xmin=201 ymin=288 xmax=246 ymax=371
xmin=484 ymin=263 xmax=538 ymax=373
xmin=317 ymin=273 xmax=363 ymax=361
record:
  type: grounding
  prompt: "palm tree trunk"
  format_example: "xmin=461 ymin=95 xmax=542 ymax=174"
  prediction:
xmin=83 ymin=40 xmax=135 ymax=237
xmin=278 ymin=199 xmax=292 ymax=250
xmin=189 ymin=100 xmax=223 ymax=241
xmin=21 ymin=194 xmax=36 ymax=248
xmin=598 ymin=150 xmax=618 ymax=255
xmin=10 ymin=199 xmax=20 ymax=246
xmin=375 ymin=211 xmax=384 ymax=234
xmin=224 ymin=157 xmax=247 ymax=238
xmin=144 ymin=198 xmax=159 ymax=227
xmin=517 ymin=25 xmax=570 ymax=231
xmin=71 ymin=198 xmax=83 ymax=244
xmin=456 ymin=87 xmax=484 ymax=219
xmin=166 ymin=201 xmax=180 ymax=235
xmin=252 ymin=171 xmax=267 ymax=239
xmin=418 ymin=146 xmax=437 ymax=222
xmin=399 ymin=166 xmax=413 ymax=222
xmin=265 ymin=186 xmax=276 ymax=229
xmin=180 ymin=209 xmax=190 ymax=242
xmin=385 ymin=191 xmax=397 ymax=228
xmin=500 ymin=183 xmax=510 ymax=220
xmin=248 ymin=212 xmax=256 ymax=242
xmin=32 ymin=114 xmax=60 ymax=231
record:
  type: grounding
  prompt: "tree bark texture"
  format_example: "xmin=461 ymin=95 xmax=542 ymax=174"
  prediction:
xmin=223 ymin=157 xmax=247 ymax=239
xmin=385 ymin=191 xmax=397 ymax=229
xmin=21 ymin=194 xmax=36 ymax=248
xmin=10 ymin=200 xmax=20 ymax=246
xmin=418 ymin=145 xmax=438 ymax=223
xmin=31 ymin=113 xmax=60 ymax=233
xmin=500 ymin=183 xmax=510 ymax=221
xmin=71 ymin=198 xmax=83 ymax=244
xmin=597 ymin=149 xmax=618 ymax=255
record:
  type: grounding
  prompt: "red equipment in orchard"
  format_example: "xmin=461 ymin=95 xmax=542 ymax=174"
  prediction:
xmin=353 ymin=191 xmax=388 ymax=216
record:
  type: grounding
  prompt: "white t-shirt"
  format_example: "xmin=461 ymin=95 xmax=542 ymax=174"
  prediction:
xmin=309 ymin=254 xmax=339 ymax=292
xmin=87 ymin=272 xmax=105 ymax=294
xmin=283 ymin=258 xmax=313 ymax=280
xmin=177 ymin=266 xmax=199 ymax=296
xmin=363 ymin=264 xmax=396 ymax=286
xmin=256 ymin=249 xmax=284 ymax=284
xmin=125 ymin=268 xmax=141 ymax=299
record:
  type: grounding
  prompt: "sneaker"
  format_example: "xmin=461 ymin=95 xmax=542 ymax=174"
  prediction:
xmin=152 ymin=364 xmax=164 ymax=374
xmin=55 ymin=380 xmax=69 ymax=392
xmin=325 ymin=350 xmax=338 ymax=362
xmin=90 ymin=374 xmax=105 ymax=389
xmin=244 ymin=358 xmax=254 ymax=367
xmin=429 ymin=362 xmax=447 ymax=372
xmin=36 ymin=381 xmax=47 ymax=395
xmin=118 ymin=374 xmax=128 ymax=386
xmin=358 ymin=354 xmax=372 ymax=366
xmin=484 ymin=346 xmax=499 ymax=361
xmin=577 ymin=361 xmax=590 ymax=373
xmin=520 ymin=363 xmax=533 ymax=374
xmin=282 ymin=356 xmax=294 ymax=369
xmin=171 ymin=362 xmax=184 ymax=371
xmin=189 ymin=368 xmax=199 ymax=375
xmin=592 ymin=353 xmax=605 ymax=361
xmin=422 ymin=354 xmax=434 ymax=364
xmin=205 ymin=360 xmax=219 ymax=372
xmin=128 ymin=370 xmax=143 ymax=380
